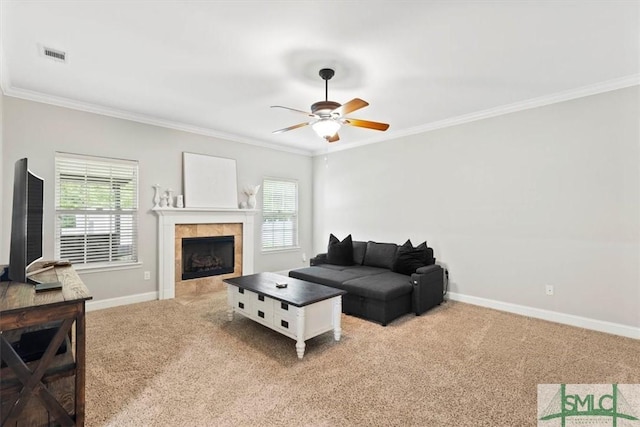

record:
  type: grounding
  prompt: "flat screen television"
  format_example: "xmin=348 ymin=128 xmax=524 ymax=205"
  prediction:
xmin=9 ymin=158 xmax=44 ymax=285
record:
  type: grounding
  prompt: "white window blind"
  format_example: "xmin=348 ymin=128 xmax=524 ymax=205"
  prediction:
xmin=262 ymin=178 xmax=298 ymax=251
xmin=55 ymin=153 xmax=139 ymax=268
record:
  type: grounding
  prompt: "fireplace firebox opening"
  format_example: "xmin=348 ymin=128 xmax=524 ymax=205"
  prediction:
xmin=182 ymin=235 xmax=235 ymax=280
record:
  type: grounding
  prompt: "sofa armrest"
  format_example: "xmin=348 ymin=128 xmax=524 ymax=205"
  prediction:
xmin=415 ymin=264 xmax=441 ymax=275
xmin=310 ymin=253 xmax=328 ymax=266
xmin=411 ymin=265 xmax=444 ymax=315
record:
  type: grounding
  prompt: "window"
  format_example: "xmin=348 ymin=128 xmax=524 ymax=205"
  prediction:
xmin=262 ymin=178 xmax=298 ymax=251
xmin=55 ymin=153 xmax=139 ymax=268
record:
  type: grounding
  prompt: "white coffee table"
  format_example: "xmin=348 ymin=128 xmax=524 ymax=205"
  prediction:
xmin=224 ymin=272 xmax=346 ymax=359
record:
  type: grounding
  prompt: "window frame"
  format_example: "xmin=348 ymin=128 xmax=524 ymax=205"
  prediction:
xmin=54 ymin=152 xmax=140 ymax=271
xmin=261 ymin=177 xmax=299 ymax=253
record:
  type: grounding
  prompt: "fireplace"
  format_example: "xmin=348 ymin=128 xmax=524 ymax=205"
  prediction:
xmin=154 ymin=208 xmax=255 ymax=300
xmin=181 ymin=235 xmax=235 ymax=280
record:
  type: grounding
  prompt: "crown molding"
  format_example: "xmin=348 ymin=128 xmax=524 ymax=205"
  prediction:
xmin=2 ymin=73 xmax=637 ymax=158
xmin=1 ymin=86 xmax=314 ymax=157
xmin=315 ymin=74 xmax=640 ymax=156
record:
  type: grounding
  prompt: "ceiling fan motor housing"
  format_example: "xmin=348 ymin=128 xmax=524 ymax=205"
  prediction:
xmin=311 ymin=100 xmax=341 ymax=118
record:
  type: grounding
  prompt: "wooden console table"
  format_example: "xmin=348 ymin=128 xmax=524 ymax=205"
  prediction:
xmin=0 ymin=265 xmax=92 ymax=426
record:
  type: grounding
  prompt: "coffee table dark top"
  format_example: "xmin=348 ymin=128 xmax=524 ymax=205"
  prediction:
xmin=224 ymin=272 xmax=346 ymax=308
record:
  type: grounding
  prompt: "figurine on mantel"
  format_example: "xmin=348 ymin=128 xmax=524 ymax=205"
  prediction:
xmin=159 ymin=194 xmax=169 ymax=208
xmin=243 ymin=185 xmax=260 ymax=209
xmin=153 ymin=184 xmax=162 ymax=208
xmin=166 ymin=189 xmax=174 ymax=207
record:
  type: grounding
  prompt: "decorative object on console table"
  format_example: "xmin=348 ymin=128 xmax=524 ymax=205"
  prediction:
xmin=243 ymin=184 xmax=260 ymax=209
xmin=153 ymin=184 xmax=161 ymax=208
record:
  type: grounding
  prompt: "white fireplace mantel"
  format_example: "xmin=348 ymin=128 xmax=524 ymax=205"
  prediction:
xmin=153 ymin=207 xmax=257 ymax=299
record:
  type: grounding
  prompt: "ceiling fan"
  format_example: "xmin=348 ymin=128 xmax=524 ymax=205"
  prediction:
xmin=271 ymin=68 xmax=390 ymax=143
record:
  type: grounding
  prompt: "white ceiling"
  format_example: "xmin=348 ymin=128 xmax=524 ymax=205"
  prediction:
xmin=1 ymin=1 xmax=639 ymax=155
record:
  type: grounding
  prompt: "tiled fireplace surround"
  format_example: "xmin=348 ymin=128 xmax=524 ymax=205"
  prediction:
xmin=153 ymin=208 xmax=256 ymax=299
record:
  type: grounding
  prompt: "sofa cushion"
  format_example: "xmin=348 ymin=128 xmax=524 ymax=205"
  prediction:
xmin=393 ymin=239 xmax=429 ymax=275
xmin=318 ymin=264 xmax=350 ymax=271
xmin=327 ymin=234 xmax=354 ymax=266
xmin=289 ymin=267 xmax=362 ymax=289
xmin=344 ymin=266 xmax=388 ymax=276
xmin=363 ymin=242 xmax=398 ymax=269
xmin=352 ymin=241 xmax=367 ymax=265
xmin=341 ymin=272 xmax=413 ymax=301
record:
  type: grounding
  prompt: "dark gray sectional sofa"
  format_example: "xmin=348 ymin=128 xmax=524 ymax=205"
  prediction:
xmin=289 ymin=239 xmax=444 ymax=325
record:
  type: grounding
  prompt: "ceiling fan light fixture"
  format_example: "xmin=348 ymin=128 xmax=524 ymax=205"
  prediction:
xmin=312 ymin=119 xmax=340 ymax=139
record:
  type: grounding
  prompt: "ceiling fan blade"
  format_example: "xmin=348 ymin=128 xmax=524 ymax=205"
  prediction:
xmin=270 ymin=105 xmax=315 ymax=117
xmin=344 ymin=118 xmax=390 ymax=131
xmin=331 ymin=98 xmax=369 ymax=117
xmin=326 ymin=133 xmax=340 ymax=143
xmin=272 ymin=122 xmax=310 ymax=134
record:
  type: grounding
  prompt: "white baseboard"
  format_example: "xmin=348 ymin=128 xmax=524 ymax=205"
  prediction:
xmin=446 ymin=292 xmax=640 ymax=340
xmin=86 ymin=291 xmax=158 ymax=312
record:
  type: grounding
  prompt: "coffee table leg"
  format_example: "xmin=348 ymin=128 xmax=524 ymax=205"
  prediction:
xmin=226 ymin=284 xmax=234 ymax=321
xmin=296 ymin=308 xmax=306 ymax=359
xmin=333 ymin=296 xmax=342 ymax=341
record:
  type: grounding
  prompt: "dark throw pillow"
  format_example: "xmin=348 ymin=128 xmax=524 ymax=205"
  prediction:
xmin=393 ymin=239 xmax=428 ymax=275
xmin=352 ymin=241 xmax=367 ymax=265
xmin=363 ymin=241 xmax=398 ymax=269
xmin=327 ymin=234 xmax=354 ymax=266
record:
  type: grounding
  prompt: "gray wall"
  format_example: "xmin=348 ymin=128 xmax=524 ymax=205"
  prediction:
xmin=0 ymin=92 xmax=3 ymax=261
xmin=313 ymin=87 xmax=640 ymax=328
xmin=1 ymin=96 xmax=313 ymax=300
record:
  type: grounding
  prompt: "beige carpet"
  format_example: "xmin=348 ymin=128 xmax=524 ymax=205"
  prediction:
xmin=85 ymin=291 xmax=640 ymax=426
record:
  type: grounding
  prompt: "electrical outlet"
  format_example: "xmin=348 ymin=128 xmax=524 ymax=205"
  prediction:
xmin=144 ymin=271 xmax=151 ymax=280
xmin=302 ymin=253 xmax=307 ymax=262
xmin=545 ymin=285 xmax=554 ymax=296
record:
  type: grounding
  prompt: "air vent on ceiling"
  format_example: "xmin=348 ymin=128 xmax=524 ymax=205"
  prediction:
xmin=42 ymin=46 xmax=66 ymax=62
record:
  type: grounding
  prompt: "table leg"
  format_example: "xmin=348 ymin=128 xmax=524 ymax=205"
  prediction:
xmin=0 ymin=319 xmax=75 ymax=427
xmin=75 ymin=303 xmax=87 ymax=426
xmin=226 ymin=284 xmax=234 ymax=321
xmin=333 ymin=296 xmax=342 ymax=341
xmin=296 ymin=308 xmax=306 ymax=359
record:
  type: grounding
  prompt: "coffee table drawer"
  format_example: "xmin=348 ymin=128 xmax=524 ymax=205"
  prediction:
xmin=273 ymin=312 xmax=297 ymax=339
xmin=274 ymin=300 xmax=296 ymax=320
xmin=234 ymin=287 xmax=253 ymax=317
xmin=252 ymin=299 xmax=274 ymax=326
xmin=253 ymin=293 xmax=274 ymax=311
